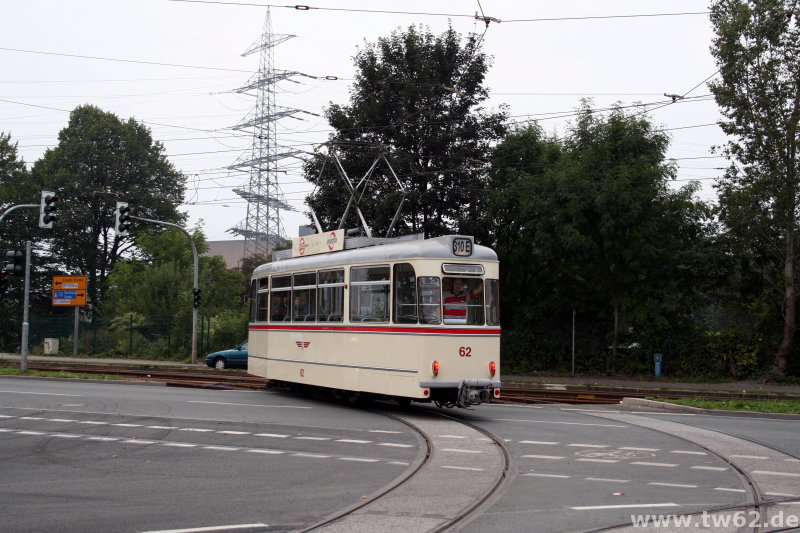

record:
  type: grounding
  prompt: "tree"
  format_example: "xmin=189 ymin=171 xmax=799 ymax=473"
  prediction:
xmin=490 ymin=105 xmax=713 ymax=372
xmin=31 ymin=105 xmax=185 ymax=310
xmin=709 ymin=0 xmax=800 ymax=376
xmin=305 ymin=25 xmax=507 ymax=241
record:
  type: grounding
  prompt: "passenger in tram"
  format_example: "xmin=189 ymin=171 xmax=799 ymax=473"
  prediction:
xmin=271 ymin=297 xmax=287 ymax=321
xmin=443 ymin=278 xmax=483 ymax=325
xmin=293 ymin=294 xmax=310 ymax=320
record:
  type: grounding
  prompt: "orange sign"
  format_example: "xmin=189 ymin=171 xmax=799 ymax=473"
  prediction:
xmin=52 ymin=276 xmax=87 ymax=306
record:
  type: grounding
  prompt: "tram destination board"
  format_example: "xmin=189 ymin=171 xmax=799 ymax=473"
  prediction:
xmin=52 ymin=276 xmax=87 ymax=306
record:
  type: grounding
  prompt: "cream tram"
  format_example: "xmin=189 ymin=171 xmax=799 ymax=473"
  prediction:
xmin=247 ymin=232 xmax=500 ymax=408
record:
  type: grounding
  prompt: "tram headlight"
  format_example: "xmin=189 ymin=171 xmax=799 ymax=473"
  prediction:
xmin=432 ymin=360 xmax=439 ymax=377
xmin=489 ymin=361 xmax=496 ymax=377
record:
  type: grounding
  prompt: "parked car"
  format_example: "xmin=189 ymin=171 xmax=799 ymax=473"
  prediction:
xmin=205 ymin=341 xmax=248 ymax=369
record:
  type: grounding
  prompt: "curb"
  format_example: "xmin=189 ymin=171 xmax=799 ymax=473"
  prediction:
xmin=0 ymin=374 xmax=167 ymax=387
xmin=622 ymin=397 xmax=800 ymax=420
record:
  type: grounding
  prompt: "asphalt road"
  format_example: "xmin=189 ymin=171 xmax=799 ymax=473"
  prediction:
xmin=0 ymin=378 xmax=418 ymax=533
xmin=1 ymin=378 xmax=798 ymax=533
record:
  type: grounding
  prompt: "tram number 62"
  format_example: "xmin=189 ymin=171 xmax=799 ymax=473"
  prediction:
xmin=459 ymin=347 xmax=472 ymax=357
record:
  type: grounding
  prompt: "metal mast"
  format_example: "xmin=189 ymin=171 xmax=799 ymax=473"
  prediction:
xmin=228 ymin=9 xmax=301 ymax=257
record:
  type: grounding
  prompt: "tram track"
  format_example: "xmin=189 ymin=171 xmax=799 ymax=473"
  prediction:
xmin=297 ymin=404 xmax=510 ymax=533
xmin=576 ymin=409 xmax=800 ymax=532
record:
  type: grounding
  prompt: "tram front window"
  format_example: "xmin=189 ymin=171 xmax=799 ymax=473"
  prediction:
xmin=393 ymin=263 xmax=417 ymax=324
xmin=350 ymin=266 xmax=390 ymax=322
xmin=443 ymin=277 xmax=485 ymax=325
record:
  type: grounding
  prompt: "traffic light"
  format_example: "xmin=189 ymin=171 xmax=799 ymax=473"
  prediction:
xmin=4 ymin=250 xmax=24 ymax=277
xmin=192 ymin=288 xmax=201 ymax=309
xmin=115 ymin=202 xmax=131 ymax=236
xmin=38 ymin=190 xmax=57 ymax=229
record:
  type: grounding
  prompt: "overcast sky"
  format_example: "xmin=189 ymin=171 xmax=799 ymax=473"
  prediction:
xmin=1 ymin=0 xmax=724 ymax=241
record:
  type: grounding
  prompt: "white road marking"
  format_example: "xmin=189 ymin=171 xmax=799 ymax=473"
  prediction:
xmin=295 ymin=436 xmax=330 ymax=441
xmin=147 ymin=426 xmax=174 ymax=430
xmin=648 ymin=482 xmax=698 ymax=488
xmin=568 ymin=443 xmax=608 ymax=448
xmin=18 ymin=430 xmax=45 ymax=435
xmin=79 ymin=421 xmax=107 ymax=425
xmin=0 ymin=428 xmax=12 ymax=432
xmin=162 ymin=443 xmax=198 ymax=448
xmin=495 ymin=418 xmax=626 ymax=428
xmin=387 ymin=461 xmax=409 ymax=466
xmin=522 ymin=455 xmax=565 ymax=460
xmin=255 ymin=433 xmax=290 ymax=438
xmin=519 ymin=440 xmax=558 ymax=445
xmin=368 ymin=429 xmax=402 ymax=434
xmin=203 ymin=446 xmax=239 ymax=451
xmin=112 ymin=423 xmax=142 ymax=427
xmin=336 ymin=439 xmax=372 ymax=444
xmin=179 ymin=428 xmax=214 ymax=433
xmin=441 ymin=448 xmax=482 ymax=453
xmin=0 ymin=414 xmax=12 ymax=418
xmin=572 ymin=503 xmax=678 ymax=511
xmin=586 ymin=477 xmax=630 ymax=483
xmin=339 ymin=457 xmax=380 ymax=463
xmin=51 ymin=434 xmax=81 ymax=438
xmin=670 ymin=450 xmax=706 ymax=455
xmin=246 ymin=449 xmax=284 ymax=455
xmin=217 ymin=431 xmax=250 ymax=435
xmin=441 ymin=465 xmax=484 ymax=471
xmin=619 ymin=447 xmax=660 ymax=451
xmin=730 ymin=454 xmax=769 ymax=460
xmin=123 ymin=439 xmax=156 ymax=444
xmin=752 ymin=471 xmax=800 ymax=477
xmin=49 ymin=418 xmax=77 ymax=423
xmin=378 ymin=443 xmax=414 ymax=448
xmin=631 ymin=462 xmax=678 ymax=467
xmin=714 ymin=488 xmax=746 ymax=493
xmin=141 ymin=524 xmax=269 ymax=533
xmin=765 ymin=492 xmax=800 ymax=497
xmin=0 ymin=390 xmax=81 ymax=397
xmin=20 ymin=417 xmax=45 ymax=420
xmin=576 ymin=458 xmax=618 ymax=463
xmin=87 ymin=436 xmax=118 ymax=441
xmin=523 ymin=473 xmax=570 ymax=478
xmin=293 ymin=453 xmax=329 ymax=458
xmin=786 ymin=458 xmax=800 ymax=463
xmin=691 ymin=466 xmax=727 ymax=471
xmin=437 ymin=435 xmax=467 ymax=439
xmin=187 ymin=401 xmax=310 ymax=409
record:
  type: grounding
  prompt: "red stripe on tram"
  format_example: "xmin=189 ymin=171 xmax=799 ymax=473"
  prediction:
xmin=248 ymin=324 xmax=500 ymax=335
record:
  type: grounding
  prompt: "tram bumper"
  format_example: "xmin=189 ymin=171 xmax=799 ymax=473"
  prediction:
xmin=419 ymin=379 xmax=501 ymax=407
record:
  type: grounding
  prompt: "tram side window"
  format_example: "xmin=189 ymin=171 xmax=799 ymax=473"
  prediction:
xmin=318 ymin=269 xmax=344 ymax=322
xmin=270 ymin=275 xmax=291 ymax=322
xmin=255 ymin=278 xmax=269 ymax=322
xmin=292 ymin=272 xmax=316 ymax=322
xmin=393 ymin=263 xmax=417 ymax=324
xmin=418 ymin=276 xmax=441 ymax=325
xmin=484 ymin=279 xmax=500 ymax=326
xmin=350 ymin=265 xmax=390 ymax=322
xmin=443 ymin=277 xmax=485 ymax=325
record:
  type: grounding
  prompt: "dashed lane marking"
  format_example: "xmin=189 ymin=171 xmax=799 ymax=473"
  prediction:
xmin=438 ymin=435 xmax=467 ymax=439
xmin=442 ymin=448 xmax=482 ymax=453
xmin=568 ymin=443 xmax=608 ymax=448
xmin=441 ymin=465 xmax=484 ymax=471
xmin=293 ymin=453 xmax=330 ymax=459
xmin=163 ymin=443 xmax=198 ymax=448
xmin=519 ymin=440 xmax=559 ymax=445
xmin=714 ymin=488 xmax=746 ymax=493
xmin=523 ymin=473 xmax=570 ymax=478
xmin=178 ymin=428 xmax=214 ymax=433
xmin=691 ymin=466 xmax=727 ymax=471
xmin=295 ymin=436 xmax=330 ymax=441
xmin=0 ymin=390 xmax=82 ymax=397
xmin=648 ymin=482 xmax=698 ymax=488
xmin=203 ymin=446 xmax=240 ymax=451
xmin=339 ymin=457 xmax=380 ymax=463
xmin=670 ymin=450 xmax=707 ymax=455
xmin=576 ymin=458 xmax=618 ymax=463
xmin=378 ymin=443 xmax=414 ymax=448
xmin=752 ymin=471 xmax=800 ymax=477
xmin=630 ymin=462 xmax=678 ymax=467
xmin=585 ymin=477 xmax=630 ymax=483
xmin=730 ymin=454 xmax=769 ymax=460
xmin=246 ymin=449 xmax=284 ymax=455
xmin=255 ymin=433 xmax=290 ymax=438
xmin=336 ymin=439 xmax=373 ymax=444
xmin=142 ymin=523 xmax=269 ymax=533
xmin=112 ymin=423 xmax=142 ymax=427
xmin=619 ymin=447 xmax=660 ymax=451
xmin=571 ymin=503 xmax=678 ymax=511
xmin=368 ymin=430 xmax=403 ymax=434
xmin=522 ymin=454 xmax=565 ymax=460
xmin=187 ymin=401 xmax=311 ymax=409
xmin=217 ymin=431 xmax=250 ymax=436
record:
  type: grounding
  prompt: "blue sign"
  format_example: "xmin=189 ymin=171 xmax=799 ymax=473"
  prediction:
xmin=54 ymin=290 xmax=77 ymax=299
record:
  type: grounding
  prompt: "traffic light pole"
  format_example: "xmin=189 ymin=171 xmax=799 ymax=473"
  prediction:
xmin=20 ymin=241 xmax=32 ymax=372
xmin=129 ymin=216 xmax=199 ymax=364
xmin=0 ymin=204 xmax=39 ymax=225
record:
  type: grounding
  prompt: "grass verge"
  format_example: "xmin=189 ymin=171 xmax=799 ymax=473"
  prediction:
xmin=653 ymin=398 xmax=800 ymax=415
xmin=0 ymin=367 xmax=122 ymax=380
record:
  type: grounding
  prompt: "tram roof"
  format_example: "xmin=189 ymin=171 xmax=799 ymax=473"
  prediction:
xmin=252 ymin=235 xmax=497 ymax=277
